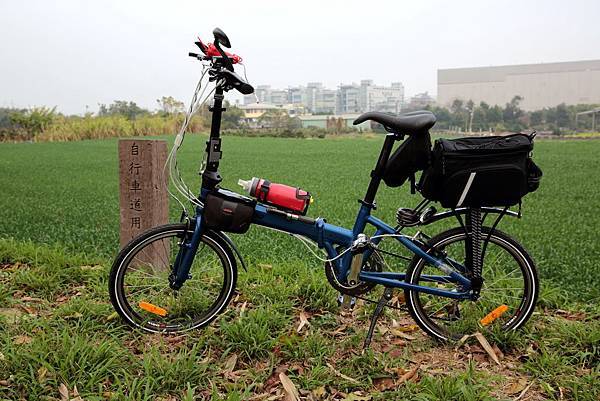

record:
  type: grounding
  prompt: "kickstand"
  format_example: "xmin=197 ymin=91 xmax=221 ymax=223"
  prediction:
xmin=363 ymin=287 xmax=394 ymax=350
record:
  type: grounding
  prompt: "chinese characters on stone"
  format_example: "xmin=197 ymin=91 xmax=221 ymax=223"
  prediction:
xmin=129 ymin=143 xmax=143 ymax=230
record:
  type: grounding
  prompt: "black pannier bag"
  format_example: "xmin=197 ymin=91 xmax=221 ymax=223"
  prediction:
xmin=419 ymin=133 xmax=542 ymax=208
xmin=203 ymin=188 xmax=255 ymax=233
xmin=383 ymin=132 xmax=432 ymax=187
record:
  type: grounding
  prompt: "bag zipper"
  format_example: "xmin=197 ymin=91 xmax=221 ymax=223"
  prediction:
xmin=442 ymin=150 xmax=530 ymax=159
xmin=442 ymin=153 xmax=445 ymax=175
xmin=439 ymin=136 xmax=532 ymax=155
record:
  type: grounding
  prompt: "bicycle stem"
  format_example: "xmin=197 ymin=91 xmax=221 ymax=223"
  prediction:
xmin=201 ymin=86 xmax=226 ymax=190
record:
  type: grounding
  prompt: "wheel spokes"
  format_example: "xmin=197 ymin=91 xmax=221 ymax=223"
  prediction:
xmin=414 ymin=233 xmax=529 ymax=339
xmin=121 ymin=231 xmax=227 ymax=330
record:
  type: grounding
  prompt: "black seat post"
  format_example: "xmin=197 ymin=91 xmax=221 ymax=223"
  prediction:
xmin=363 ymin=133 xmax=397 ymax=205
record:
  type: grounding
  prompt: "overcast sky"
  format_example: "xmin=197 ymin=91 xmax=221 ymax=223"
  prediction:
xmin=1 ymin=0 xmax=599 ymax=114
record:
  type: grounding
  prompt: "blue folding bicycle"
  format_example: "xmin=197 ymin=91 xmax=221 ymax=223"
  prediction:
xmin=109 ymin=28 xmax=540 ymax=345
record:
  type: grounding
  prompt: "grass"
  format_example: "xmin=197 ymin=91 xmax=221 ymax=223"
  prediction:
xmin=0 ymin=238 xmax=598 ymax=400
xmin=1 ymin=134 xmax=599 ymax=399
xmin=0 ymin=134 xmax=599 ymax=301
xmin=564 ymin=132 xmax=600 ymax=139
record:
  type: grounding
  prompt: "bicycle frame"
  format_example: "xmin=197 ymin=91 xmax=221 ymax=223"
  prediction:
xmin=168 ymin=80 xmax=498 ymax=301
xmin=248 ymin=201 xmax=473 ymax=299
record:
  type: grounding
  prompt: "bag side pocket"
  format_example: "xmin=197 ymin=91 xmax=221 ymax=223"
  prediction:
xmin=526 ymin=158 xmax=543 ymax=193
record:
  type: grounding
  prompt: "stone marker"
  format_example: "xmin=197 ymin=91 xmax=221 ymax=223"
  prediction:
xmin=119 ymin=139 xmax=169 ymax=269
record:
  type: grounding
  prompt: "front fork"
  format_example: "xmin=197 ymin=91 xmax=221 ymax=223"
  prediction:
xmin=169 ymin=216 xmax=204 ymax=290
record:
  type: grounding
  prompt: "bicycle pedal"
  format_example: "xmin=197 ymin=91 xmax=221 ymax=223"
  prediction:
xmin=337 ymin=293 xmax=356 ymax=310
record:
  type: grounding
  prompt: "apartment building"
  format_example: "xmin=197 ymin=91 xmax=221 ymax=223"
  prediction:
xmin=245 ymin=80 xmax=405 ymax=115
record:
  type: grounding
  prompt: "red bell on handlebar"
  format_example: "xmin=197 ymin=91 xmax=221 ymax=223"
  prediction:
xmin=201 ymin=40 xmax=242 ymax=64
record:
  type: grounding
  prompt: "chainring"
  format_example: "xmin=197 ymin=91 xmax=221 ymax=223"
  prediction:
xmin=325 ymin=248 xmax=384 ymax=296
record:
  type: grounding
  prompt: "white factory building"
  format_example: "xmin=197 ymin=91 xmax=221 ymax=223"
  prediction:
xmin=437 ymin=59 xmax=600 ymax=111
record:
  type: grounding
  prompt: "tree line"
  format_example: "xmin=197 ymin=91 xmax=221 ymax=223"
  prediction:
xmin=418 ymin=96 xmax=598 ymax=134
xmin=1 ymin=95 xmax=599 ymax=142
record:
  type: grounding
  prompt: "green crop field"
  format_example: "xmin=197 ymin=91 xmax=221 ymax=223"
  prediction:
xmin=0 ymin=135 xmax=599 ymax=400
xmin=0 ymin=135 xmax=599 ymax=300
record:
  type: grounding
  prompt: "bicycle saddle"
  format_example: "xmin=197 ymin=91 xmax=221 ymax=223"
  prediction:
xmin=353 ymin=110 xmax=436 ymax=134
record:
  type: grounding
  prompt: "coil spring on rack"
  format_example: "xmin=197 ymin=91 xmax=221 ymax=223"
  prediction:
xmin=396 ymin=207 xmax=420 ymax=227
xmin=470 ymin=208 xmax=482 ymax=279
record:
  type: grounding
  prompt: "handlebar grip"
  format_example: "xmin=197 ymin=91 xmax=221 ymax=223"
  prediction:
xmin=189 ymin=52 xmax=200 ymax=58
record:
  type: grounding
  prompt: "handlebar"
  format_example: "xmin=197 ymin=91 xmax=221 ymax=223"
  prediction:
xmin=192 ymin=42 xmax=242 ymax=64
xmin=189 ymin=30 xmax=254 ymax=95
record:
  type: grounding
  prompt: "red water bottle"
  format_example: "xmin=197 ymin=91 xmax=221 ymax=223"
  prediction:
xmin=238 ymin=177 xmax=312 ymax=215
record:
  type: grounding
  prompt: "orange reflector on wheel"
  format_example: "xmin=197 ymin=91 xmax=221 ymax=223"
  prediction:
xmin=139 ymin=301 xmax=168 ymax=317
xmin=480 ymin=304 xmax=508 ymax=326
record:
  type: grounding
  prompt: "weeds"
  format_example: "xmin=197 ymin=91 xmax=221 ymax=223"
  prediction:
xmin=0 ymin=238 xmax=598 ymax=399
xmin=1 ymin=136 xmax=599 ymax=399
xmin=406 ymin=362 xmax=495 ymax=401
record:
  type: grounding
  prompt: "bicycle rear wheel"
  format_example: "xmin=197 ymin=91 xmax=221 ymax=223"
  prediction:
xmin=109 ymin=223 xmax=237 ymax=333
xmin=405 ymin=227 xmax=538 ymax=341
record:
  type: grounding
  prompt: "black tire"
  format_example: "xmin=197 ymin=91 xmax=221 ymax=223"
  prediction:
xmin=109 ymin=223 xmax=237 ymax=333
xmin=404 ymin=227 xmax=539 ymax=341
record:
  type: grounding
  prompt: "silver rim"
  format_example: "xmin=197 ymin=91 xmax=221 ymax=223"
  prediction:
xmin=113 ymin=229 xmax=235 ymax=333
xmin=408 ymin=231 xmax=537 ymax=341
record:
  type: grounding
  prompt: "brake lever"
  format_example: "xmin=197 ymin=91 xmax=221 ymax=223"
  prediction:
xmin=195 ymin=39 xmax=208 ymax=54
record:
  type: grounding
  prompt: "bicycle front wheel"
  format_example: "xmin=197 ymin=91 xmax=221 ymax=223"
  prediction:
xmin=109 ymin=224 xmax=237 ymax=333
xmin=405 ymin=227 xmax=539 ymax=341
